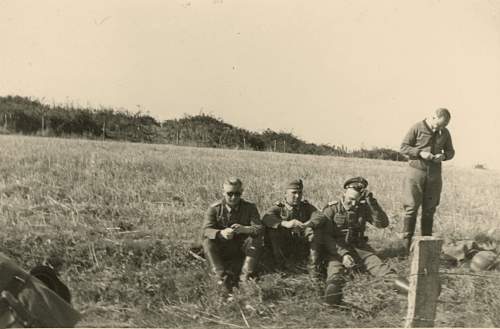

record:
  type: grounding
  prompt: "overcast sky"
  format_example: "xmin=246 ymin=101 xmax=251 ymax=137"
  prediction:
xmin=1 ymin=0 xmax=500 ymax=168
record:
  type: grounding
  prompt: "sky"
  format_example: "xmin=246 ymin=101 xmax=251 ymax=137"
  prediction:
xmin=1 ymin=0 xmax=500 ymax=168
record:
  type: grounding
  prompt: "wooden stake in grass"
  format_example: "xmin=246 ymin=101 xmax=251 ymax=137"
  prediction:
xmin=405 ymin=236 xmax=443 ymax=328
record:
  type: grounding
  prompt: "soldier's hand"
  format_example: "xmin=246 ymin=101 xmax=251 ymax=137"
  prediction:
xmin=231 ymin=224 xmax=250 ymax=235
xmin=342 ymin=254 xmax=355 ymax=269
xmin=281 ymin=220 xmax=303 ymax=229
xmin=432 ymin=153 xmax=445 ymax=163
xmin=361 ymin=190 xmax=374 ymax=201
xmin=220 ymin=228 xmax=235 ymax=240
xmin=419 ymin=151 xmax=434 ymax=161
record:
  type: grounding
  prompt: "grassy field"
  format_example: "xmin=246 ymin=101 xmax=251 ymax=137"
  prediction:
xmin=0 ymin=134 xmax=499 ymax=327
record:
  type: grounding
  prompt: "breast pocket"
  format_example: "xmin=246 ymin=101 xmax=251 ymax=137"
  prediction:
xmin=334 ymin=214 xmax=347 ymax=229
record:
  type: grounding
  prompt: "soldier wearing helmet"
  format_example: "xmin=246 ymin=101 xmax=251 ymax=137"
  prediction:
xmin=201 ymin=177 xmax=264 ymax=292
xmin=262 ymin=179 xmax=320 ymax=272
xmin=309 ymin=177 xmax=401 ymax=305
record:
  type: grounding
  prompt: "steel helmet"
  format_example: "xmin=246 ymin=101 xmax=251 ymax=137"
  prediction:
xmin=470 ymin=251 xmax=498 ymax=272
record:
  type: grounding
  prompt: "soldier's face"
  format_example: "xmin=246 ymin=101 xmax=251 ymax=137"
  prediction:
xmin=344 ymin=188 xmax=362 ymax=209
xmin=223 ymin=185 xmax=242 ymax=207
xmin=285 ymin=188 xmax=303 ymax=206
xmin=431 ymin=116 xmax=449 ymax=130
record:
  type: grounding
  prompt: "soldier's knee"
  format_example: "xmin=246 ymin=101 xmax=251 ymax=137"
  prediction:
xmin=364 ymin=255 xmax=392 ymax=277
xmin=243 ymin=236 xmax=264 ymax=258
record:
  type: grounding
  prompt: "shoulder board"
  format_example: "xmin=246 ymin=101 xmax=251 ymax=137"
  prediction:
xmin=302 ymin=199 xmax=309 ymax=204
xmin=210 ymin=201 xmax=222 ymax=208
xmin=327 ymin=201 xmax=338 ymax=206
xmin=274 ymin=201 xmax=284 ymax=207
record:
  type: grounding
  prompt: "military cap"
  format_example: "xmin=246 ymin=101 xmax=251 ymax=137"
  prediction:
xmin=285 ymin=179 xmax=303 ymax=191
xmin=223 ymin=177 xmax=243 ymax=190
xmin=343 ymin=177 xmax=368 ymax=190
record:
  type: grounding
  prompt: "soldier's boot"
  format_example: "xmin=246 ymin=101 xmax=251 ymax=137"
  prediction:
xmin=392 ymin=277 xmax=410 ymax=295
xmin=403 ymin=235 xmax=413 ymax=256
xmin=307 ymin=250 xmax=322 ymax=284
xmin=324 ymin=281 xmax=343 ymax=305
xmin=239 ymin=256 xmax=259 ymax=283
xmin=203 ymin=240 xmax=230 ymax=291
xmin=391 ymin=276 xmax=442 ymax=296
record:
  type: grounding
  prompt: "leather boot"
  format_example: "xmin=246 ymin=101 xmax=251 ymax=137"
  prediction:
xmin=307 ymin=249 xmax=322 ymax=283
xmin=239 ymin=256 xmax=259 ymax=282
xmin=324 ymin=282 xmax=343 ymax=305
xmin=404 ymin=236 xmax=413 ymax=256
xmin=202 ymin=240 xmax=228 ymax=289
xmin=392 ymin=277 xmax=442 ymax=296
xmin=393 ymin=277 xmax=410 ymax=295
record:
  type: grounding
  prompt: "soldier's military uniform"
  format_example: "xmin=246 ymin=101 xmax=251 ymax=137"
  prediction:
xmin=262 ymin=199 xmax=318 ymax=270
xmin=202 ymin=198 xmax=264 ymax=289
xmin=400 ymin=118 xmax=455 ymax=250
xmin=0 ymin=253 xmax=80 ymax=328
xmin=310 ymin=177 xmax=394 ymax=304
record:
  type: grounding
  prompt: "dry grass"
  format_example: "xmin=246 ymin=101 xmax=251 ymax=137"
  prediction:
xmin=0 ymin=134 xmax=499 ymax=327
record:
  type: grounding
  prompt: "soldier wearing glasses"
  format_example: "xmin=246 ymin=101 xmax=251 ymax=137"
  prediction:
xmin=309 ymin=177 xmax=397 ymax=305
xmin=201 ymin=177 xmax=264 ymax=291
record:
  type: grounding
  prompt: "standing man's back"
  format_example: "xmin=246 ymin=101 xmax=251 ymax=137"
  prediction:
xmin=400 ymin=108 xmax=455 ymax=253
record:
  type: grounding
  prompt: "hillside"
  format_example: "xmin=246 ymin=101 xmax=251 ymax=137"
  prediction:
xmin=0 ymin=95 xmax=403 ymax=161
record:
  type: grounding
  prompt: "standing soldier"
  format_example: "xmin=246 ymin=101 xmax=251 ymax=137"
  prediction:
xmin=202 ymin=177 xmax=264 ymax=291
xmin=400 ymin=108 xmax=455 ymax=253
xmin=310 ymin=177 xmax=404 ymax=305
xmin=262 ymin=179 xmax=318 ymax=272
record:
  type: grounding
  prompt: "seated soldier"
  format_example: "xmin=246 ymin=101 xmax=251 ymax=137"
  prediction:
xmin=0 ymin=253 xmax=80 ymax=328
xmin=202 ymin=177 xmax=264 ymax=291
xmin=310 ymin=177 xmax=406 ymax=305
xmin=262 ymin=179 xmax=319 ymax=272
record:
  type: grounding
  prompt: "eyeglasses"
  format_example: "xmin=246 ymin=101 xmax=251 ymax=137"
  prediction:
xmin=226 ymin=192 xmax=242 ymax=197
xmin=347 ymin=185 xmax=365 ymax=192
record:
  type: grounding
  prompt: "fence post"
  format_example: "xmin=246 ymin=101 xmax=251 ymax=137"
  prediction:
xmin=405 ymin=236 xmax=443 ymax=328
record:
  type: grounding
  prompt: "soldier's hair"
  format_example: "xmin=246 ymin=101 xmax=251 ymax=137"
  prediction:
xmin=223 ymin=177 xmax=243 ymax=190
xmin=434 ymin=108 xmax=451 ymax=121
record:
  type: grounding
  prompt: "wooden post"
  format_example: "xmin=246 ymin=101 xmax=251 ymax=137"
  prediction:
xmin=405 ymin=236 xmax=443 ymax=328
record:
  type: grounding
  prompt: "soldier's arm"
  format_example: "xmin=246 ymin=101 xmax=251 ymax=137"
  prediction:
xmin=442 ymin=130 xmax=455 ymax=161
xmin=234 ymin=204 xmax=264 ymax=236
xmin=262 ymin=206 xmax=283 ymax=228
xmin=202 ymin=207 xmax=221 ymax=240
xmin=363 ymin=196 xmax=389 ymax=228
xmin=400 ymin=124 xmax=420 ymax=158
xmin=303 ymin=209 xmax=327 ymax=242
xmin=303 ymin=208 xmax=326 ymax=229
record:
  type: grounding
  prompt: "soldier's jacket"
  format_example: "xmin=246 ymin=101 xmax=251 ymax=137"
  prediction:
xmin=202 ymin=199 xmax=263 ymax=240
xmin=262 ymin=200 xmax=318 ymax=228
xmin=0 ymin=253 xmax=80 ymax=328
xmin=310 ymin=196 xmax=389 ymax=256
xmin=400 ymin=120 xmax=455 ymax=172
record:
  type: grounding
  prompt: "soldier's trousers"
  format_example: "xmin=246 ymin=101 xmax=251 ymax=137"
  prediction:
xmin=266 ymin=227 xmax=309 ymax=268
xmin=202 ymin=235 xmax=263 ymax=280
xmin=324 ymin=244 xmax=394 ymax=285
xmin=402 ymin=166 xmax=442 ymax=237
